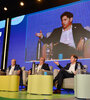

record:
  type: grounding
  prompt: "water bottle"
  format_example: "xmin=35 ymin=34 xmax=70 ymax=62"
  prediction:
xmin=46 ymin=44 xmax=50 ymax=60
xmin=83 ymin=65 xmax=87 ymax=74
xmin=77 ymin=63 xmax=81 ymax=74
xmin=37 ymin=39 xmax=41 ymax=60
xmin=32 ymin=62 xmax=35 ymax=75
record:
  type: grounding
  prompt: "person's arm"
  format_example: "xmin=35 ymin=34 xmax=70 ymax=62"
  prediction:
xmin=45 ymin=64 xmax=50 ymax=71
xmin=79 ymin=62 xmax=84 ymax=69
xmin=42 ymin=64 xmax=50 ymax=71
xmin=73 ymin=71 xmax=77 ymax=75
xmin=28 ymin=70 xmax=32 ymax=75
xmin=35 ymin=28 xmax=58 ymax=44
xmin=17 ymin=65 xmax=21 ymax=75
xmin=54 ymin=61 xmax=63 ymax=69
xmin=17 ymin=70 xmax=21 ymax=75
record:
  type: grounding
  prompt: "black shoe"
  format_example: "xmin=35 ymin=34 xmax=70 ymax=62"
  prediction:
xmin=53 ymin=89 xmax=61 ymax=94
xmin=21 ymin=86 xmax=27 ymax=91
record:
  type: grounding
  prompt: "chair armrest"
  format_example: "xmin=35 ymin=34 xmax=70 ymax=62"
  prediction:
xmin=84 ymin=39 xmax=90 ymax=58
xmin=0 ymin=70 xmax=6 ymax=75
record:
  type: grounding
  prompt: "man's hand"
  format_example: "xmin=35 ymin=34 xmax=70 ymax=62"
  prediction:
xmin=73 ymin=71 xmax=77 ymax=75
xmin=77 ymin=37 xmax=85 ymax=51
xmin=54 ymin=61 xmax=59 ymax=66
xmin=17 ymin=70 xmax=21 ymax=75
xmin=28 ymin=70 xmax=32 ymax=75
xmin=35 ymin=30 xmax=43 ymax=38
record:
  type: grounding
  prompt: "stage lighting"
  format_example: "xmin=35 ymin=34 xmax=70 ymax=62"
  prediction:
xmin=4 ymin=7 xmax=7 ymax=11
xmin=20 ymin=1 xmax=24 ymax=6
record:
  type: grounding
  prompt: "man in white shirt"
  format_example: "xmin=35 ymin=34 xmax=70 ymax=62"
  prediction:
xmin=8 ymin=59 xmax=21 ymax=75
xmin=28 ymin=57 xmax=50 ymax=75
xmin=53 ymin=55 xmax=84 ymax=93
xmin=7 ymin=59 xmax=23 ymax=86
xmin=36 ymin=12 xmax=90 ymax=59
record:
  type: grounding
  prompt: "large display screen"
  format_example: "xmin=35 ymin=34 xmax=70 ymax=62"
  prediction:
xmin=0 ymin=20 xmax=6 ymax=69
xmin=7 ymin=0 xmax=90 ymax=71
xmin=26 ymin=0 xmax=90 ymax=61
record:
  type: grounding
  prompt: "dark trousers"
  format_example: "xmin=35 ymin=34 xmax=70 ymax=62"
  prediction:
xmin=52 ymin=43 xmax=83 ymax=59
xmin=53 ymin=68 xmax=74 ymax=90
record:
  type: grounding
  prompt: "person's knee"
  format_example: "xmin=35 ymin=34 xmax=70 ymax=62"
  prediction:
xmin=60 ymin=68 xmax=65 ymax=73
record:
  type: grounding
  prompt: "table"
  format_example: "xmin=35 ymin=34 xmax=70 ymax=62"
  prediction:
xmin=27 ymin=75 xmax=53 ymax=94
xmin=0 ymin=75 xmax=20 ymax=91
xmin=74 ymin=74 xmax=90 ymax=99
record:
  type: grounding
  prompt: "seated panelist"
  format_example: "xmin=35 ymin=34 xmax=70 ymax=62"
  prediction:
xmin=28 ymin=57 xmax=50 ymax=75
xmin=7 ymin=59 xmax=21 ymax=75
xmin=7 ymin=59 xmax=23 ymax=86
xmin=53 ymin=55 xmax=84 ymax=94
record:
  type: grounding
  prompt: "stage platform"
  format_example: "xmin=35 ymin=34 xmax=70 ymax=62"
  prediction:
xmin=0 ymin=91 xmax=74 ymax=100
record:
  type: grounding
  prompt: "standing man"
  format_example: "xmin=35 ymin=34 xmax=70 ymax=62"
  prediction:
xmin=28 ymin=57 xmax=50 ymax=75
xmin=53 ymin=55 xmax=84 ymax=93
xmin=36 ymin=12 xmax=90 ymax=59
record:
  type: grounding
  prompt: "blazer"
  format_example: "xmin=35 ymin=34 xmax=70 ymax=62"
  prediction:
xmin=30 ymin=63 xmax=50 ymax=71
xmin=41 ymin=23 xmax=90 ymax=47
xmin=57 ymin=62 xmax=84 ymax=71
xmin=8 ymin=64 xmax=21 ymax=71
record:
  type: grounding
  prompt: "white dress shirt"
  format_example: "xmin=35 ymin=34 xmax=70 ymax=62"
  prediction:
xmin=9 ymin=65 xmax=15 ymax=75
xmin=60 ymin=26 xmax=76 ymax=48
xmin=37 ymin=64 xmax=42 ymax=73
xmin=66 ymin=63 xmax=76 ymax=73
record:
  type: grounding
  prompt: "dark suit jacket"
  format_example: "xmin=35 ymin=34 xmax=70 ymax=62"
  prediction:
xmin=30 ymin=63 xmax=50 ymax=72
xmin=41 ymin=23 xmax=90 ymax=47
xmin=8 ymin=64 xmax=21 ymax=71
xmin=57 ymin=62 xmax=84 ymax=71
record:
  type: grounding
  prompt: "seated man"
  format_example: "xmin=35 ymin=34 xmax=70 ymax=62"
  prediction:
xmin=8 ymin=59 xmax=21 ymax=75
xmin=7 ymin=59 xmax=22 ymax=86
xmin=53 ymin=55 xmax=84 ymax=94
xmin=28 ymin=57 xmax=50 ymax=75
xmin=22 ymin=57 xmax=50 ymax=91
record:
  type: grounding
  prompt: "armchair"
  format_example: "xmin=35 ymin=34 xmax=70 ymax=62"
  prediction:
xmin=84 ymin=39 xmax=90 ymax=58
xmin=0 ymin=69 xmax=6 ymax=75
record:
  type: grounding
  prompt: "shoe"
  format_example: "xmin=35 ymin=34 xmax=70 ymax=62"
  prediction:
xmin=53 ymin=89 xmax=61 ymax=94
xmin=21 ymin=88 xmax=27 ymax=91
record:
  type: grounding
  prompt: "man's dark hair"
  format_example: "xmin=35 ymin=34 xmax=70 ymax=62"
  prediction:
xmin=72 ymin=55 xmax=78 ymax=61
xmin=60 ymin=12 xmax=73 ymax=20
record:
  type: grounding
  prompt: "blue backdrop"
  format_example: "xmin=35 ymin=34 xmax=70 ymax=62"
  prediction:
xmin=0 ymin=20 xmax=6 ymax=69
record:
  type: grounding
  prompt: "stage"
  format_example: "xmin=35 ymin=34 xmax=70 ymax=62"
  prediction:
xmin=0 ymin=91 xmax=74 ymax=100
